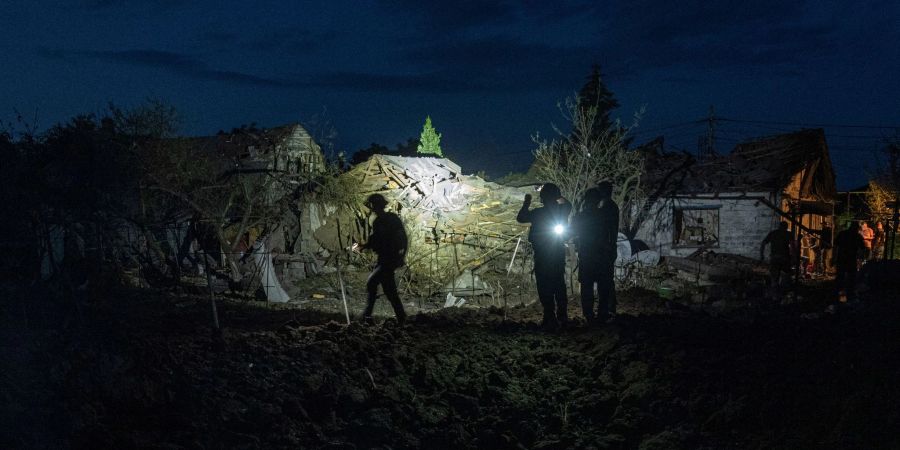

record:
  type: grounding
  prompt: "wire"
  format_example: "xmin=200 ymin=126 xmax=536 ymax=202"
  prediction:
xmin=633 ymin=119 xmax=706 ymax=135
xmin=719 ymin=117 xmax=900 ymax=130
xmin=827 ymin=144 xmax=883 ymax=153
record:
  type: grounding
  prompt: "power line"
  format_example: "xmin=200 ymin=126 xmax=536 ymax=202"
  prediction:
xmin=718 ymin=117 xmax=900 ymax=130
xmin=820 ymin=133 xmax=895 ymax=140
xmin=633 ymin=119 xmax=705 ymax=135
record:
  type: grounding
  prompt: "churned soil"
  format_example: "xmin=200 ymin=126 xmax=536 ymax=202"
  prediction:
xmin=2 ymin=285 xmax=899 ymax=449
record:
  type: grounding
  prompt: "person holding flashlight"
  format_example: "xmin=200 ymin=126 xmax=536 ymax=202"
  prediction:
xmin=517 ymin=183 xmax=571 ymax=330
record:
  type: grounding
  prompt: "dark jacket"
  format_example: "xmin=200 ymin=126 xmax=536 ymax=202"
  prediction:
xmin=367 ymin=212 xmax=408 ymax=268
xmin=834 ymin=228 xmax=865 ymax=269
xmin=572 ymin=200 xmax=619 ymax=270
xmin=517 ymin=202 xmax=571 ymax=264
xmin=762 ymin=228 xmax=791 ymax=259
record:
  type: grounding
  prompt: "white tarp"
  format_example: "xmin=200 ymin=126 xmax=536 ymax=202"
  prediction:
xmin=615 ymin=232 xmax=632 ymax=263
xmin=444 ymin=269 xmax=493 ymax=296
xmin=251 ymin=241 xmax=290 ymax=303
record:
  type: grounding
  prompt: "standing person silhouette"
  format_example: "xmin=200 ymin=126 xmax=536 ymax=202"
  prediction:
xmin=820 ymin=219 xmax=834 ymax=274
xmin=572 ymin=182 xmax=619 ymax=325
xmin=833 ymin=221 xmax=866 ymax=303
xmin=517 ymin=183 xmax=571 ymax=330
xmin=354 ymin=194 xmax=408 ymax=325
xmin=761 ymin=221 xmax=792 ymax=298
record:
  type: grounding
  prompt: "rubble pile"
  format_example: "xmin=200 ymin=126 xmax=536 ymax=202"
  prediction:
xmin=315 ymin=155 xmax=535 ymax=296
xmin=666 ymin=249 xmax=767 ymax=285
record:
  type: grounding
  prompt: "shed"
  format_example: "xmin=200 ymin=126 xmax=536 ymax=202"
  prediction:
xmin=635 ymin=128 xmax=837 ymax=258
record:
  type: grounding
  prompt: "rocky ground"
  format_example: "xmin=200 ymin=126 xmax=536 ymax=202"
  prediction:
xmin=2 ymin=280 xmax=899 ymax=449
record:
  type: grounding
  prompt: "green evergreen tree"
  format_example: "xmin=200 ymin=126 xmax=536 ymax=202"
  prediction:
xmin=417 ymin=115 xmax=443 ymax=157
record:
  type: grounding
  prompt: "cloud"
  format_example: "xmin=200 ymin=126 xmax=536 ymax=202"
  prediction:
xmin=76 ymin=0 xmax=185 ymax=11
xmin=377 ymin=0 xmax=518 ymax=32
xmin=35 ymin=46 xmax=514 ymax=93
xmin=40 ymin=48 xmax=294 ymax=87
xmin=199 ymin=30 xmax=238 ymax=45
xmin=247 ymin=29 xmax=339 ymax=55
xmin=516 ymin=0 xmax=602 ymax=22
xmin=198 ymin=27 xmax=338 ymax=56
xmin=305 ymin=71 xmax=487 ymax=93
xmin=379 ymin=0 xmax=846 ymax=91
xmin=590 ymin=0 xmax=842 ymax=75
xmin=404 ymin=36 xmax=604 ymax=90
xmin=388 ymin=0 xmax=847 ymax=83
xmin=378 ymin=0 xmax=605 ymax=34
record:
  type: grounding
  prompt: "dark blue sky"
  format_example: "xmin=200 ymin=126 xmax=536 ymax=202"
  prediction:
xmin=2 ymin=0 xmax=899 ymax=189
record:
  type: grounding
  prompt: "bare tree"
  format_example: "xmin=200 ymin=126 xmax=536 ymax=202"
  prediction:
xmin=533 ymin=97 xmax=645 ymax=235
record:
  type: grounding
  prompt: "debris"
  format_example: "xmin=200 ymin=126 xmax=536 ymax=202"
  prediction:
xmin=316 ymin=155 xmax=535 ymax=296
xmin=444 ymin=293 xmax=466 ymax=308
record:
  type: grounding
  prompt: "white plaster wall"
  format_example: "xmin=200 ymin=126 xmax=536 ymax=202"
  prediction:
xmin=635 ymin=193 xmax=781 ymax=258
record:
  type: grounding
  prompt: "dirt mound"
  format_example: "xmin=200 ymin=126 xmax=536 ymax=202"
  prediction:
xmin=3 ymin=288 xmax=900 ymax=449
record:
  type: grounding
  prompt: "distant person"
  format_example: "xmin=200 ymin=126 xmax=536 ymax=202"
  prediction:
xmin=760 ymin=221 xmax=792 ymax=297
xmin=833 ymin=221 xmax=866 ymax=302
xmin=354 ymin=194 xmax=408 ymax=325
xmin=873 ymin=221 xmax=886 ymax=261
xmin=801 ymin=231 xmax=817 ymax=277
xmin=819 ymin=220 xmax=834 ymax=274
xmin=517 ymin=183 xmax=571 ymax=330
xmin=572 ymin=182 xmax=619 ymax=325
xmin=859 ymin=221 xmax=874 ymax=261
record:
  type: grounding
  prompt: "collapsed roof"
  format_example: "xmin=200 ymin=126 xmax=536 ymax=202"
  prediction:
xmin=641 ymin=128 xmax=837 ymax=201
xmin=184 ymin=123 xmax=325 ymax=175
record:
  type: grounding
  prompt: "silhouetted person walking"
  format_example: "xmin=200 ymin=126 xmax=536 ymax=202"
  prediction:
xmin=833 ymin=221 xmax=866 ymax=302
xmin=354 ymin=194 xmax=408 ymax=324
xmin=517 ymin=183 xmax=571 ymax=330
xmin=572 ymin=182 xmax=619 ymax=325
xmin=761 ymin=221 xmax=792 ymax=298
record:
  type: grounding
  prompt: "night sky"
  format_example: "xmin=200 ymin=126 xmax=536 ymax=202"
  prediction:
xmin=3 ymin=1 xmax=899 ymax=189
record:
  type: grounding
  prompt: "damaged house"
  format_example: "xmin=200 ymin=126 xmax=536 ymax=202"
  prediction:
xmin=314 ymin=154 xmax=535 ymax=297
xmin=188 ymin=123 xmax=326 ymax=253
xmin=636 ymin=128 xmax=837 ymax=259
xmin=96 ymin=123 xmax=330 ymax=301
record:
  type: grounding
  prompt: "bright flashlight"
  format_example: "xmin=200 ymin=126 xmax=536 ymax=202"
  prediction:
xmin=553 ymin=224 xmax=564 ymax=235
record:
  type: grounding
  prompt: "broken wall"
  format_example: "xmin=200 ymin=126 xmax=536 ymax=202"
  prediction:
xmin=636 ymin=192 xmax=780 ymax=258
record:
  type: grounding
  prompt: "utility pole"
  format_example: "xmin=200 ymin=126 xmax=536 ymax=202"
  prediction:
xmin=697 ymin=105 xmax=717 ymax=162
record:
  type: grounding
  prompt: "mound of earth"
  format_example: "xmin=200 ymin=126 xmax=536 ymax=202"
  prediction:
xmin=3 ymin=287 xmax=899 ymax=449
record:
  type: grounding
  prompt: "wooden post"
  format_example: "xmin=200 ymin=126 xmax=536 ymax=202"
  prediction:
xmin=471 ymin=266 xmax=476 ymax=300
xmin=453 ymin=234 xmax=460 ymax=272
xmin=791 ymin=204 xmax=800 ymax=302
xmin=203 ymin=250 xmax=220 ymax=331
xmin=507 ymin=236 xmax=521 ymax=275
xmin=337 ymin=263 xmax=351 ymax=325
xmin=890 ymin=197 xmax=899 ymax=260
